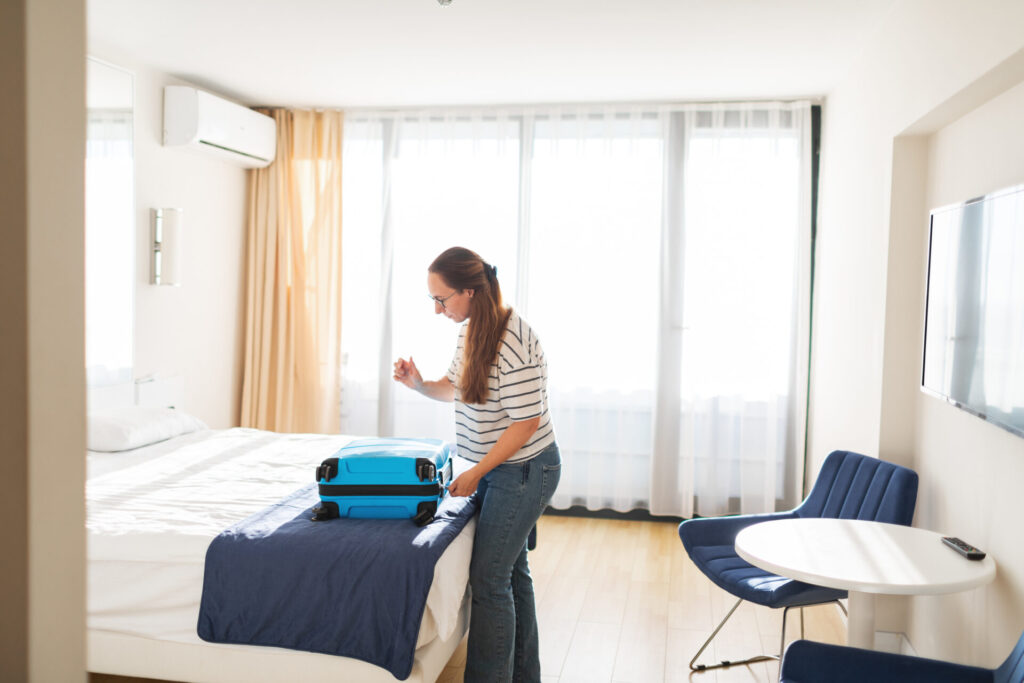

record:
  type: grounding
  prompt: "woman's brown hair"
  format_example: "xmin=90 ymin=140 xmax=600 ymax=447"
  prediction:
xmin=429 ymin=247 xmax=511 ymax=405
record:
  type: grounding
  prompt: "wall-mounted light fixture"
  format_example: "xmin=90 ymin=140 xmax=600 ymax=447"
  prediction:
xmin=151 ymin=208 xmax=183 ymax=286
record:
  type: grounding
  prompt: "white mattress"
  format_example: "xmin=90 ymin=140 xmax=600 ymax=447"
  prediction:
xmin=86 ymin=428 xmax=475 ymax=652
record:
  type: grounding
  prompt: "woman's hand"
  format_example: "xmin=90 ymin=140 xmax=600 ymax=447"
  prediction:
xmin=393 ymin=356 xmax=424 ymax=391
xmin=447 ymin=466 xmax=483 ymax=498
xmin=447 ymin=419 xmax=541 ymax=497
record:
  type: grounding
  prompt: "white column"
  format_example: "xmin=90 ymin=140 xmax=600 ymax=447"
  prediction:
xmin=846 ymin=591 xmax=877 ymax=650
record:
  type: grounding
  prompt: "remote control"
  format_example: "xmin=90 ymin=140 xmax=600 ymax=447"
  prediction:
xmin=942 ymin=536 xmax=986 ymax=560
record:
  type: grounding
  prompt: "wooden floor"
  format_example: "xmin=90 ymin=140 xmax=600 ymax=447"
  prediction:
xmin=92 ymin=515 xmax=846 ymax=683
xmin=438 ymin=515 xmax=846 ymax=683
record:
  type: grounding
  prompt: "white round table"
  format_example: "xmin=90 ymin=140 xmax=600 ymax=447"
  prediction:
xmin=735 ymin=518 xmax=996 ymax=650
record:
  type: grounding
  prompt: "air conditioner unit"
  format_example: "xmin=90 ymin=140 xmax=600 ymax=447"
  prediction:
xmin=163 ymin=86 xmax=276 ymax=169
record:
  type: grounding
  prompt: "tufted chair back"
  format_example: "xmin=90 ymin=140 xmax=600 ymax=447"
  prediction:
xmin=795 ymin=450 xmax=918 ymax=525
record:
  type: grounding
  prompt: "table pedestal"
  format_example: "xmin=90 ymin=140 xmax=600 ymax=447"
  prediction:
xmin=847 ymin=591 xmax=876 ymax=649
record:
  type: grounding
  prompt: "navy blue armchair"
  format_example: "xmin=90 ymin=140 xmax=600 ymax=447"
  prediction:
xmin=677 ymin=450 xmax=919 ymax=671
xmin=779 ymin=631 xmax=1024 ymax=683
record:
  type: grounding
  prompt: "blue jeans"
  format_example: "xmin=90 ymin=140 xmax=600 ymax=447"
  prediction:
xmin=465 ymin=442 xmax=561 ymax=683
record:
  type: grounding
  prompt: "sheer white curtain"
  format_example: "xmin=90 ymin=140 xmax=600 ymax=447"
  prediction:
xmin=651 ymin=105 xmax=813 ymax=517
xmin=340 ymin=102 xmax=812 ymax=518
xmin=527 ymin=110 xmax=663 ymax=512
xmin=339 ymin=114 xmax=521 ymax=442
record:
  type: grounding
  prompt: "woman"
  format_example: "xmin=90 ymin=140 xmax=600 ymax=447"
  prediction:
xmin=393 ymin=246 xmax=560 ymax=683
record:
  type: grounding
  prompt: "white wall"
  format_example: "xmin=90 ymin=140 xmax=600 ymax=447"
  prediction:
xmin=811 ymin=0 xmax=1024 ymax=665
xmin=811 ymin=0 xmax=1024 ymax=467
xmin=91 ymin=46 xmax=249 ymax=428
xmin=908 ymin=78 xmax=1024 ymax=665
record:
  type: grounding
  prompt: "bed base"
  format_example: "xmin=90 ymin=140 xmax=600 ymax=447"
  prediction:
xmin=88 ymin=597 xmax=468 ymax=683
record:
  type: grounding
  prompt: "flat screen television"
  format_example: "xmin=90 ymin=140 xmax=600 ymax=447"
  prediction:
xmin=922 ymin=183 xmax=1024 ymax=437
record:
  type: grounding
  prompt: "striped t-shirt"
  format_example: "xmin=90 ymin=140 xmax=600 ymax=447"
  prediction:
xmin=446 ymin=310 xmax=556 ymax=464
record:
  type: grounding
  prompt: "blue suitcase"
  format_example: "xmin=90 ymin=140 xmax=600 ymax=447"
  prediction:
xmin=311 ymin=437 xmax=454 ymax=526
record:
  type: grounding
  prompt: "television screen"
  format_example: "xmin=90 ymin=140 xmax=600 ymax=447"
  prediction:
xmin=922 ymin=184 xmax=1024 ymax=437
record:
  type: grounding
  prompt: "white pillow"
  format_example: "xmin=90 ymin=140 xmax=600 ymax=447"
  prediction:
xmin=88 ymin=406 xmax=208 ymax=452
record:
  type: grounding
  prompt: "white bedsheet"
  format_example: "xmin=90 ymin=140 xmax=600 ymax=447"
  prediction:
xmin=86 ymin=428 xmax=474 ymax=650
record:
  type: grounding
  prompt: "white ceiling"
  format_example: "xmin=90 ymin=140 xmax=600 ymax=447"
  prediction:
xmin=88 ymin=0 xmax=897 ymax=109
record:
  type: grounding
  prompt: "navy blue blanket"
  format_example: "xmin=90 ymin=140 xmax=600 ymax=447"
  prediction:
xmin=197 ymin=484 xmax=477 ymax=680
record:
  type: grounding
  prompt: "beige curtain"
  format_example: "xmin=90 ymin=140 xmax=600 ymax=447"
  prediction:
xmin=240 ymin=109 xmax=344 ymax=433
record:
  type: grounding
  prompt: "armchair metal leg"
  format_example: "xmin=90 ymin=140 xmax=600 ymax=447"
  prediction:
xmin=689 ymin=598 xmax=778 ymax=671
xmin=778 ymin=605 xmax=799 ymax=662
xmin=690 ymin=599 xmax=847 ymax=672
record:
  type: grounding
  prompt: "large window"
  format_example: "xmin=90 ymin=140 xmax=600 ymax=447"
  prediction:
xmin=341 ymin=103 xmax=812 ymax=517
xmin=85 ymin=58 xmax=134 ymax=388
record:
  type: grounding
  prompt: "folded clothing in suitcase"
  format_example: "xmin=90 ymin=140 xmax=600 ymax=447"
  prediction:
xmin=312 ymin=437 xmax=454 ymax=526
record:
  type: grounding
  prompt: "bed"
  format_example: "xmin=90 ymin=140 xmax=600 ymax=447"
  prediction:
xmin=86 ymin=413 xmax=475 ymax=683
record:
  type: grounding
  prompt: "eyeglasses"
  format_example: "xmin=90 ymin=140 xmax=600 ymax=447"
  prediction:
xmin=429 ymin=291 xmax=458 ymax=310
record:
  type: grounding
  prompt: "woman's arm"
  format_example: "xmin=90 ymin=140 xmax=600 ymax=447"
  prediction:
xmin=447 ymin=416 xmax=540 ymax=497
xmin=418 ymin=378 xmax=455 ymax=402
xmin=393 ymin=357 xmax=455 ymax=402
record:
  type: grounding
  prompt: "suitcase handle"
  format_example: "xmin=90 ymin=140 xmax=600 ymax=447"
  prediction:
xmin=439 ymin=458 xmax=453 ymax=488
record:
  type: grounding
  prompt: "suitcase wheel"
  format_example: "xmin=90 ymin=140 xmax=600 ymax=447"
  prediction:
xmin=413 ymin=501 xmax=437 ymax=527
xmin=415 ymin=458 xmax=437 ymax=482
xmin=316 ymin=458 xmax=339 ymax=482
xmin=311 ymin=501 xmax=340 ymax=522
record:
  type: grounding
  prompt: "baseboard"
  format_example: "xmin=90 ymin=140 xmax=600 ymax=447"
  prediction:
xmin=543 ymin=505 xmax=683 ymax=524
xmin=874 ymin=631 xmax=916 ymax=656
